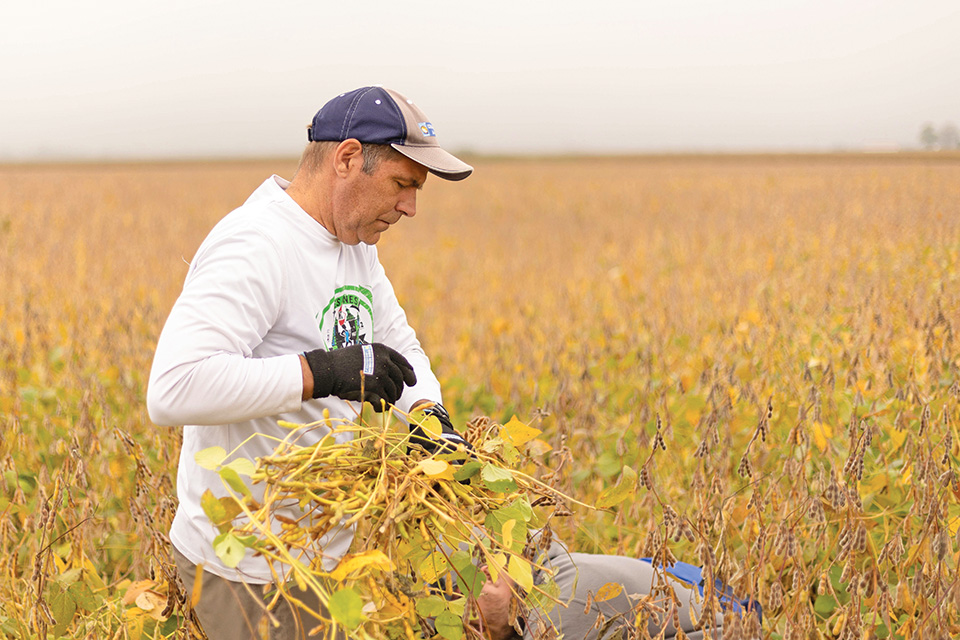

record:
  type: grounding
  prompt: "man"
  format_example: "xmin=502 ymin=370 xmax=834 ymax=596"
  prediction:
xmin=466 ymin=537 xmax=736 ymax=640
xmin=147 ymin=86 xmax=472 ymax=639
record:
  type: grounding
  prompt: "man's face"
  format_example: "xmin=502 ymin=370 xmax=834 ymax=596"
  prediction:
xmin=330 ymin=151 xmax=428 ymax=245
xmin=465 ymin=566 xmax=516 ymax=640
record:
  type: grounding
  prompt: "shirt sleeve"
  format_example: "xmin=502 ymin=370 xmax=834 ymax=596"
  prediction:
xmin=147 ymin=226 xmax=303 ymax=426
xmin=367 ymin=247 xmax=442 ymax=414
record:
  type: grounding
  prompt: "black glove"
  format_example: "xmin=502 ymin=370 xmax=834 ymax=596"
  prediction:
xmin=303 ymin=343 xmax=416 ymax=411
xmin=409 ymin=403 xmax=474 ymax=458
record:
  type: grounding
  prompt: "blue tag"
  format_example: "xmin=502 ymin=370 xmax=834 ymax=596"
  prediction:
xmin=418 ymin=122 xmax=436 ymax=137
xmin=362 ymin=344 xmax=375 ymax=376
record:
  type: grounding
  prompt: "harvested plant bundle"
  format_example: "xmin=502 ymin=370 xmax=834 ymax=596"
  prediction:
xmin=195 ymin=409 xmax=575 ymax=639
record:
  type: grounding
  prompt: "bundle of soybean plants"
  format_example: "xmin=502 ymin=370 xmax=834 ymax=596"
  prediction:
xmin=194 ymin=405 xmax=578 ymax=640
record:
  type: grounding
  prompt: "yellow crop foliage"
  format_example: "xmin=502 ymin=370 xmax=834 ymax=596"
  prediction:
xmin=1 ymin=154 xmax=959 ymax=638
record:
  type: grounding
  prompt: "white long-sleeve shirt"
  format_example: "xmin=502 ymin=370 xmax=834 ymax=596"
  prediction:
xmin=148 ymin=175 xmax=441 ymax=582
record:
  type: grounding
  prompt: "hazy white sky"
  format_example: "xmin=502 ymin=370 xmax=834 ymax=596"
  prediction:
xmin=3 ymin=0 xmax=958 ymax=159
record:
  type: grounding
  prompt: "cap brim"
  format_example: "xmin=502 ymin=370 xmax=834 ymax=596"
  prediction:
xmin=391 ymin=144 xmax=473 ymax=181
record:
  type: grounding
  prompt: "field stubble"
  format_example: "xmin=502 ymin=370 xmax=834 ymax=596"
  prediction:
xmin=1 ymin=155 xmax=958 ymax=638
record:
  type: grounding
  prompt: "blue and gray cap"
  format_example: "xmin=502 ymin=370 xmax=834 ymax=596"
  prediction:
xmin=308 ymin=86 xmax=473 ymax=181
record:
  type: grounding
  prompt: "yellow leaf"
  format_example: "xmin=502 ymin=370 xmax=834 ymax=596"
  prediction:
xmin=419 ymin=551 xmax=449 ymax=584
xmin=81 ymin=555 xmax=107 ymax=591
xmin=508 ymin=555 xmax=533 ymax=592
xmin=125 ymin=608 xmax=146 ymax=637
xmin=594 ymin=582 xmax=624 ymax=603
xmin=190 ymin=566 xmax=204 ymax=609
xmin=416 ymin=459 xmax=455 ymax=480
xmin=486 ymin=552 xmax=506 ymax=584
xmin=861 ymin=474 xmax=887 ymax=495
xmin=52 ymin=552 xmax=68 ymax=574
xmin=811 ymin=421 xmax=832 ymax=453
xmin=330 ymin=550 xmax=396 ymax=582
xmin=903 ymin=539 xmax=926 ymax=570
xmin=501 ymin=416 xmax=541 ymax=448
xmin=410 ymin=407 xmax=443 ymax=439
xmin=887 ymin=427 xmax=907 ymax=453
xmin=122 ymin=580 xmax=157 ymax=606
xmin=378 ymin=587 xmax=411 ymax=617
xmin=194 ymin=446 xmax=227 ymax=470
xmin=502 ymin=519 xmax=517 ymax=551
xmin=135 ymin=590 xmax=168 ymax=620
xmin=526 ymin=438 xmax=553 ymax=456
xmin=597 ymin=466 xmax=638 ymax=509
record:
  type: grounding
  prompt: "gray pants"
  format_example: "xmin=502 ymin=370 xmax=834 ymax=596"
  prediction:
xmin=533 ymin=549 xmax=727 ymax=640
xmin=173 ymin=547 xmax=343 ymax=640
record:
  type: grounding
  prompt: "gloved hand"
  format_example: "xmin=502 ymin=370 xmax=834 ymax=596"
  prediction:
xmin=303 ymin=343 xmax=416 ymax=411
xmin=409 ymin=403 xmax=474 ymax=458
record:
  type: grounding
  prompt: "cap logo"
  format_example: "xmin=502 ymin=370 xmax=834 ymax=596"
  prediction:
xmin=418 ymin=122 xmax=436 ymax=137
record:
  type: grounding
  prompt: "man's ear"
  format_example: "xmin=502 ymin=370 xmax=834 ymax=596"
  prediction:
xmin=333 ymin=139 xmax=364 ymax=178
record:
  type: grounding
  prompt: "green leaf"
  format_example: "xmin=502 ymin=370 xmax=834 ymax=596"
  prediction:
xmin=435 ymin=610 xmax=464 ymax=640
xmin=218 ymin=467 xmax=251 ymax=497
xmin=328 ymin=587 xmax=365 ymax=629
xmin=526 ymin=575 xmax=560 ymax=615
xmin=453 ymin=460 xmax=482 ymax=482
xmin=594 ymin=450 xmax=622 ymax=478
xmin=597 ymin=465 xmax=638 ymax=509
xmin=480 ymin=437 xmax=504 ymax=454
xmin=49 ymin=588 xmax=76 ymax=638
xmin=212 ymin=532 xmax=248 ymax=568
xmin=450 ymin=550 xmax=485 ymax=598
xmin=415 ymin=594 xmax=447 ymax=618
xmin=450 ymin=550 xmax=473 ymax=571
xmin=814 ymin=594 xmax=836 ymax=617
xmin=446 ymin=596 xmax=466 ymax=617
xmin=55 ymin=567 xmax=83 ymax=587
xmin=500 ymin=441 xmax=520 ymax=465
xmin=223 ymin=457 xmax=256 ymax=476
xmin=67 ymin=581 xmax=99 ymax=612
xmin=195 ymin=446 xmax=227 ymax=470
xmin=484 ymin=499 xmax=533 ymax=553
xmin=481 ymin=464 xmax=517 ymax=493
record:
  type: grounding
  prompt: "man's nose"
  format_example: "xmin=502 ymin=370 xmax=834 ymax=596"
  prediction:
xmin=397 ymin=191 xmax=417 ymax=218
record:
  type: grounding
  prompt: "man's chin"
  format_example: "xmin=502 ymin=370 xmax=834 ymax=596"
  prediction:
xmin=358 ymin=230 xmax=382 ymax=245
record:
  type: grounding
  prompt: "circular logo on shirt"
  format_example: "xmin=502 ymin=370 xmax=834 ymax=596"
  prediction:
xmin=318 ymin=286 xmax=373 ymax=349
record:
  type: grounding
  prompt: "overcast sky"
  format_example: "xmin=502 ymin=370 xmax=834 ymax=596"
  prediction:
xmin=2 ymin=0 xmax=958 ymax=159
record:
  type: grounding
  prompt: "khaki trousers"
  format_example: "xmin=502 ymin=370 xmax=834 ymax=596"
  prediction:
xmin=173 ymin=547 xmax=343 ymax=640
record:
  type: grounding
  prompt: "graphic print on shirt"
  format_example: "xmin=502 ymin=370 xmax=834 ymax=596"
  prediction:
xmin=317 ymin=285 xmax=373 ymax=350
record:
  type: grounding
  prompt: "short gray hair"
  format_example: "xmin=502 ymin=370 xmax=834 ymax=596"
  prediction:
xmin=294 ymin=141 xmax=402 ymax=178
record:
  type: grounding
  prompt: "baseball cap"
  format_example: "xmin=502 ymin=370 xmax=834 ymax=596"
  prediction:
xmin=308 ymin=86 xmax=473 ymax=181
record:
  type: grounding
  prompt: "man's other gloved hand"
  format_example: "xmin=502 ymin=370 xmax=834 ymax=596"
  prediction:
xmin=409 ymin=403 xmax=474 ymax=458
xmin=303 ymin=343 xmax=416 ymax=411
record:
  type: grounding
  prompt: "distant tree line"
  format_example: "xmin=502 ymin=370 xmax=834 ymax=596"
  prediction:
xmin=920 ymin=122 xmax=960 ymax=149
